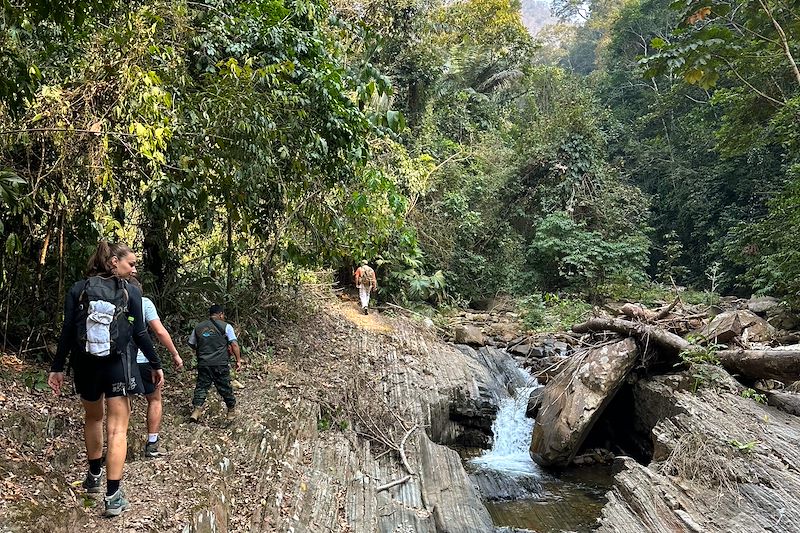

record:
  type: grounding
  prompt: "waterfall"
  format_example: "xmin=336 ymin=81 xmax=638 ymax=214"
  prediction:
xmin=471 ymin=371 xmax=543 ymax=477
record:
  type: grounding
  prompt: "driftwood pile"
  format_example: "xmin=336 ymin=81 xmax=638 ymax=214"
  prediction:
xmin=575 ymin=297 xmax=800 ymax=386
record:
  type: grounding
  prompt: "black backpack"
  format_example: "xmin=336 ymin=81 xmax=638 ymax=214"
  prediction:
xmin=76 ymin=276 xmax=131 ymax=358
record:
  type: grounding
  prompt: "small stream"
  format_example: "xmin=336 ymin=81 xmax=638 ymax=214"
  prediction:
xmin=463 ymin=371 xmax=612 ymax=533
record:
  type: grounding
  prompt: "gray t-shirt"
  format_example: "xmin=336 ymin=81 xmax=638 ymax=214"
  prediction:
xmin=136 ymin=297 xmax=160 ymax=364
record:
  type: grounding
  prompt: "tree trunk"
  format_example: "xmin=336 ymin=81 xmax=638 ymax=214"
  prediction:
xmin=716 ymin=349 xmax=800 ymax=384
xmin=226 ymin=218 xmax=233 ymax=293
xmin=572 ymin=317 xmax=691 ymax=353
xmin=143 ymin=224 xmax=169 ymax=293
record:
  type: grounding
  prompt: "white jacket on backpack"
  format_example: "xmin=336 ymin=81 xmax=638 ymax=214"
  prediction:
xmin=85 ymin=300 xmax=116 ymax=357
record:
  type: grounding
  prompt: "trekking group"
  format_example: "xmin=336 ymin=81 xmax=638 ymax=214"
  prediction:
xmin=47 ymin=241 xmax=243 ymax=517
xmin=46 ymin=241 xmax=373 ymax=517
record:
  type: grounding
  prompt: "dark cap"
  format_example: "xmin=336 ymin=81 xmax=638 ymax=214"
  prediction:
xmin=209 ymin=304 xmax=225 ymax=315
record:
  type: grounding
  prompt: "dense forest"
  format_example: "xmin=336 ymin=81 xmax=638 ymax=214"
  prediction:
xmin=1 ymin=0 xmax=798 ymax=353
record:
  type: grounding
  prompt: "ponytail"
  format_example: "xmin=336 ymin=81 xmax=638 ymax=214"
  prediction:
xmin=86 ymin=240 xmax=132 ymax=276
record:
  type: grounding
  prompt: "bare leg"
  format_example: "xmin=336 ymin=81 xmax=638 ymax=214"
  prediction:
xmin=105 ymin=396 xmax=131 ymax=481
xmin=81 ymin=398 xmax=105 ymax=460
xmin=145 ymin=389 xmax=163 ymax=435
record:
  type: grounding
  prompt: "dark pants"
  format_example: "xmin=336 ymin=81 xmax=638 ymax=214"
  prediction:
xmin=193 ymin=365 xmax=236 ymax=409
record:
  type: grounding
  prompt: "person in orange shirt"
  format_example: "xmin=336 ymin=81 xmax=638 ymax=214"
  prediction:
xmin=354 ymin=260 xmax=377 ymax=314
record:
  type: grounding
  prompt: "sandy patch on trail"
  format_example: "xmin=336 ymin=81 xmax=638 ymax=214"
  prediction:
xmin=335 ymin=299 xmax=394 ymax=334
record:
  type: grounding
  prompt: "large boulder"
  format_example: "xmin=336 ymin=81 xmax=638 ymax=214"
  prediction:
xmin=766 ymin=303 xmax=800 ymax=331
xmin=454 ymin=325 xmax=486 ymax=346
xmin=530 ymin=338 xmax=639 ymax=467
xmin=695 ymin=310 xmax=775 ymax=344
xmin=748 ymin=296 xmax=780 ymax=315
xmin=597 ymin=370 xmax=800 ymax=533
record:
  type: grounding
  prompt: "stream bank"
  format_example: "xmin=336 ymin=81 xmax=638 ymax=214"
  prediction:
xmin=2 ymin=293 xmax=799 ymax=532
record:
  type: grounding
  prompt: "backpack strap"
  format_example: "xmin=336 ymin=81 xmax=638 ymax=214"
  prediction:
xmin=210 ymin=319 xmax=231 ymax=345
xmin=78 ymin=277 xmax=92 ymax=306
xmin=119 ymin=278 xmax=129 ymax=313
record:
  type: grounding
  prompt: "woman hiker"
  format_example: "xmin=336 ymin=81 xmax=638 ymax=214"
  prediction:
xmin=48 ymin=241 xmax=164 ymax=517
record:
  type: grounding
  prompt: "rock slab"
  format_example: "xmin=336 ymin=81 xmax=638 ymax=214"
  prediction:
xmin=597 ymin=372 xmax=800 ymax=533
xmin=530 ymin=338 xmax=639 ymax=467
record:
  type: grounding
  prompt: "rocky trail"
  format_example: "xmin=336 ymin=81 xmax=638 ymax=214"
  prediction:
xmin=0 ymin=295 xmax=518 ymax=532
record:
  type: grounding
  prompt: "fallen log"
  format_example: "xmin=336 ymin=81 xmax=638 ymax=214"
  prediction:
xmin=620 ymin=303 xmax=657 ymax=321
xmin=655 ymin=296 xmax=681 ymax=320
xmin=767 ymin=391 xmax=800 ymax=416
xmin=573 ymin=318 xmax=800 ymax=383
xmin=572 ymin=317 xmax=690 ymax=354
xmin=716 ymin=349 xmax=800 ymax=384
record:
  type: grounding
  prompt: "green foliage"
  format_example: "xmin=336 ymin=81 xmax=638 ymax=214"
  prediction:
xmin=527 ymin=212 xmax=649 ymax=297
xmin=21 ymin=369 xmax=49 ymax=393
xmin=728 ymin=439 xmax=759 ymax=453
xmin=677 ymin=340 xmax=726 ymax=392
xmin=741 ymin=388 xmax=767 ymax=405
xmin=680 ymin=339 xmax=724 ymax=364
xmin=549 ymin=0 xmax=800 ymax=298
xmin=656 ymin=231 xmax=690 ymax=285
xmin=518 ymin=292 xmax=592 ymax=332
xmin=724 ymin=175 xmax=800 ymax=306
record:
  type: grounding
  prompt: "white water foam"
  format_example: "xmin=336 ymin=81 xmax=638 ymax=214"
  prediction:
xmin=471 ymin=369 xmax=543 ymax=477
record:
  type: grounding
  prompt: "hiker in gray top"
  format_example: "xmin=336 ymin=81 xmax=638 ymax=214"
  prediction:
xmin=187 ymin=304 xmax=241 ymax=423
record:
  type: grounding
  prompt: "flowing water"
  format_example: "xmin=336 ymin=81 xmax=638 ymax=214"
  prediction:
xmin=466 ymin=370 xmax=613 ymax=533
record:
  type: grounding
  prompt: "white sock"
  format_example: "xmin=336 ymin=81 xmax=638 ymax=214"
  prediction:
xmin=148 ymin=433 xmax=158 ymax=443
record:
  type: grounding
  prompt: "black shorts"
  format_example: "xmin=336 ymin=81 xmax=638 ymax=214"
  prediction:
xmin=138 ymin=362 xmax=157 ymax=396
xmin=72 ymin=354 xmax=144 ymax=402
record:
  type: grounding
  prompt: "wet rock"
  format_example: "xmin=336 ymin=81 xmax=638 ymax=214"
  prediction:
xmin=553 ymin=341 xmax=570 ymax=355
xmin=509 ymin=343 xmax=534 ymax=357
xmin=524 ymin=355 xmax=569 ymax=385
xmin=454 ymin=325 xmax=486 ymax=346
xmin=530 ymin=338 xmax=640 ymax=467
xmin=449 ymin=388 xmax=499 ymax=448
xmin=525 ymin=387 xmax=544 ymax=419
xmin=572 ymin=448 xmax=614 ymax=466
xmin=470 ymin=467 xmax=545 ymax=501
xmin=748 ymin=296 xmax=780 ymax=315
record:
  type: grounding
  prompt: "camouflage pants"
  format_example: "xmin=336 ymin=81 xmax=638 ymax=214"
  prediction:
xmin=193 ymin=365 xmax=236 ymax=409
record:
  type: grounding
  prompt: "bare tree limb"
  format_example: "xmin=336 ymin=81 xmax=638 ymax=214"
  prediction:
xmin=572 ymin=317 xmax=691 ymax=353
xmin=656 ymin=296 xmax=681 ymax=321
xmin=399 ymin=425 xmax=418 ymax=476
xmin=756 ymin=0 xmax=800 ymax=86
xmin=376 ymin=475 xmax=412 ymax=493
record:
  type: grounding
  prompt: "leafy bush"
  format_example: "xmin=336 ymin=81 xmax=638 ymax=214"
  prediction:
xmin=526 ymin=212 xmax=649 ymax=299
xmin=518 ymin=292 xmax=592 ymax=332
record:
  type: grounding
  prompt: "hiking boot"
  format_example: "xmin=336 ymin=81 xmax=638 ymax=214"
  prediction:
xmin=225 ymin=408 xmax=236 ymax=423
xmin=190 ymin=406 xmax=203 ymax=422
xmin=104 ymin=488 xmax=129 ymax=517
xmin=82 ymin=471 xmax=102 ymax=494
xmin=144 ymin=438 xmax=165 ymax=458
